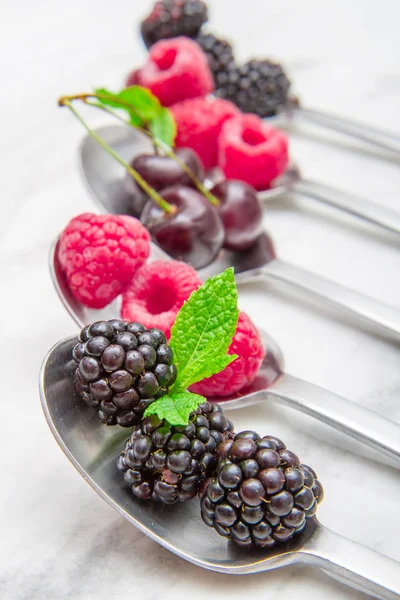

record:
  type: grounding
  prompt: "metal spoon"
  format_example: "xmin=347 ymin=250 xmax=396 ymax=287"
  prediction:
xmin=39 ymin=336 xmax=400 ymax=599
xmin=49 ymin=240 xmax=400 ymax=464
xmin=77 ymin=125 xmax=400 ymax=338
xmin=272 ymin=101 xmax=400 ymax=158
xmin=81 ymin=123 xmax=400 ymax=238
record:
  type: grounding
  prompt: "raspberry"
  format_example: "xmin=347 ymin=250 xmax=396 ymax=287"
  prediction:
xmin=190 ymin=312 xmax=264 ymax=397
xmin=140 ymin=0 xmax=208 ymax=49
xmin=200 ymin=431 xmax=324 ymax=548
xmin=121 ymin=260 xmax=201 ymax=339
xmin=58 ymin=213 xmax=150 ymax=309
xmin=125 ymin=68 xmax=140 ymax=87
xmin=117 ymin=402 xmax=235 ymax=503
xmin=171 ymin=96 xmax=239 ymax=169
xmin=218 ymin=114 xmax=289 ymax=190
xmin=73 ymin=319 xmax=177 ymax=427
xmin=134 ymin=37 xmax=214 ymax=107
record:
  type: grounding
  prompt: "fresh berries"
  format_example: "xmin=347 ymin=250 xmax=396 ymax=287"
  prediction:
xmin=141 ymin=0 xmax=208 ymax=49
xmin=211 ymin=180 xmax=263 ymax=251
xmin=200 ymin=431 xmax=324 ymax=547
xmin=121 ymin=260 xmax=201 ymax=338
xmin=171 ymin=97 xmax=239 ymax=169
xmin=216 ymin=59 xmax=291 ymax=118
xmin=134 ymin=37 xmax=214 ymax=107
xmin=140 ymin=184 xmax=224 ymax=269
xmin=195 ymin=32 xmax=235 ymax=90
xmin=131 ymin=148 xmax=205 ymax=193
xmin=219 ymin=114 xmax=289 ymax=190
xmin=58 ymin=213 xmax=150 ymax=309
xmin=190 ymin=312 xmax=264 ymax=397
xmin=73 ymin=320 xmax=177 ymax=427
xmin=117 ymin=402 xmax=235 ymax=503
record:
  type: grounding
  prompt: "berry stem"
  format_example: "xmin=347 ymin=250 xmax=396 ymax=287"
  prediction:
xmin=155 ymin=140 xmax=219 ymax=207
xmin=60 ymin=92 xmax=220 ymax=208
xmin=59 ymin=97 xmax=174 ymax=214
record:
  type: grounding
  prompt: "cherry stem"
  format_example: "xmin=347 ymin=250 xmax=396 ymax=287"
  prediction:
xmin=58 ymin=97 xmax=174 ymax=214
xmin=61 ymin=92 xmax=220 ymax=208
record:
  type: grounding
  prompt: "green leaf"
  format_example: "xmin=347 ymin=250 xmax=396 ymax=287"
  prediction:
xmin=95 ymin=87 xmax=124 ymax=109
xmin=144 ymin=392 xmax=205 ymax=426
xmin=94 ymin=87 xmax=142 ymax=126
xmin=119 ymin=86 xmax=161 ymax=121
xmin=170 ymin=268 xmax=239 ymax=392
xmin=150 ymin=107 xmax=176 ymax=146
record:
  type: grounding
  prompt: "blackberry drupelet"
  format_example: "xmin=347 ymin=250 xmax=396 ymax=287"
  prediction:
xmin=200 ymin=430 xmax=324 ymax=548
xmin=216 ymin=59 xmax=291 ymax=118
xmin=195 ymin=32 xmax=236 ymax=89
xmin=73 ymin=320 xmax=177 ymax=427
xmin=141 ymin=0 xmax=208 ymax=49
xmin=117 ymin=402 xmax=235 ymax=503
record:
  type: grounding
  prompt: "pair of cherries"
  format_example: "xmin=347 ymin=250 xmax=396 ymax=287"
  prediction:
xmin=122 ymin=148 xmax=263 ymax=269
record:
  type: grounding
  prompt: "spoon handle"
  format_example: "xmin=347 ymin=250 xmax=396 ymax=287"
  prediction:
xmin=261 ymin=258 xmax=400 ymax=337
xmin=292 ymin=105 xmax=400 ymax=156
xmin=266 ymin=373 xmax=400 ymax=462
xmin=299 ymin=523 xmax=400 ymax=599
xmin=292 ymin=177 xmax=400 ymax=236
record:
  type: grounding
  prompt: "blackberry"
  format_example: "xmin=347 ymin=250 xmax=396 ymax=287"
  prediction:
xmin=73 ymin=320 xmax=177 ymax=427
xmin=117 ymin=402 xmax=235 ymax=503
xmin=216 ymin=59 xmax=291 ymax=118
xmin=140 ymin=0 xmax=208 ymax=49
xmin=195 ymin=32 xmax=236 ymax=90
xmin=200 ymin=430 xmax=324 ymax=548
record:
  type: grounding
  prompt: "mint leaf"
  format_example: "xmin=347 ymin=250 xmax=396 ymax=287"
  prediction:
xmin=150 ymin=107 xmax=176 ymax=146
xmin=144 ymin=392 xmax=205 ymax=426
xmin=170 ymin=268 xmax=239 ymax=392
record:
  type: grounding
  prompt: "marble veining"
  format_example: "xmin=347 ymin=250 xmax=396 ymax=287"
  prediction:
xmin=1 ymin=0 xmax=400 ymax=598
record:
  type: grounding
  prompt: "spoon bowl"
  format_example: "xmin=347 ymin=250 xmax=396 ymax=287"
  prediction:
xmin=39 ymin=336 xmax=400 ymax=598
xmin=50 ymin=239 xmax=400 ymax=464
xmin=81 ymin=123 xmax=400 ymax=238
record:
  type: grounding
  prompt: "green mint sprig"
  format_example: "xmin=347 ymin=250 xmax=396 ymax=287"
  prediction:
xmin=144 ymin=392 xmax=206 ymax=426
xmin=94 ymin=86 xmax=176 ymax=146
xmin=144 ymin=268 xmax=239 ymax=426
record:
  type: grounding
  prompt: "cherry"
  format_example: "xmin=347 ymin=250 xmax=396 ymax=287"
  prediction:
xmin=122 ymin=148 xmax=205 ymax=218
xmin=211 ymin=180 xmax=263 ymax=251
xmin=140 ymin=184 xmax=224 ymax=269
xmin=120 ymin=174 xmax=149 ymax=218
xmin=132 ymin=148 xmax=204 ymax=191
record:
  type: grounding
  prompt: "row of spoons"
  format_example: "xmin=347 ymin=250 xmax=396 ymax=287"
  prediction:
xmin=41 ymin=121 xmax=400 ymax=599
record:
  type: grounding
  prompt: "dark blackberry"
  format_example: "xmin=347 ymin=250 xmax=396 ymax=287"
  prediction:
xmin=117 ymin=402 xmax=235 ymax=503
xmin=200 ymin=430 xmax=324 ymax=548
xmin=73 ymin=320 xmax=177 ymax=427
xmin=216 ymin=59 xmax=291 ymax=118
xmin=195 ymin=32 xmax=236 ymax=90
xmin=140 ymin=0 xmax=208 ymax=49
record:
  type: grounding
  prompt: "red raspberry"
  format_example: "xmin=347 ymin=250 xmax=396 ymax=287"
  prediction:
xmin=134 ymin=37 xmax=214 ymax=107
xmin=190 ymin=311 xmax=264 ymax=397
xmin=121 ymin=260 xmax=201 ymax=339
xmin=125 ymin=69 xmax=140 ymax=87
xmin=58 ymin=213 xmax=150 ymax=309
xmin=218 ymin=113 xmax=289 ymax=190
xmin=171 ymin=97 xmax=239 ymax=169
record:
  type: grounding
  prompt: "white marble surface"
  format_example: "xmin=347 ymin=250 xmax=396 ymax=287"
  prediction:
xmin=1 ymin=1 xmax=400 ymax=598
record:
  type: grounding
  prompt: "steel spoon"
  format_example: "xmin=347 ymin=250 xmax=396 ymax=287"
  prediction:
xmin=272 ymin=102 xmax=400 ymax=159
xmin=77 ymin=125 xmax=400 ymax=338
xmin=81 ymin=123 xmax=400 ymax=238
xmin=39 ymin=336 xmax=400 ymax=599
xmin=49 ymin=240 xmax=400 ymax=465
